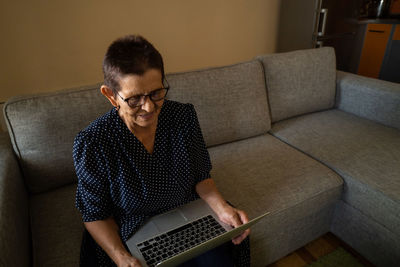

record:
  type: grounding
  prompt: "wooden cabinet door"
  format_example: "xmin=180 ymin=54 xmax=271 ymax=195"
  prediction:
xmin=380 ymin=25 xmax=400 ymax=82
xmin=358 ymin=24 xmax=392 ymax=78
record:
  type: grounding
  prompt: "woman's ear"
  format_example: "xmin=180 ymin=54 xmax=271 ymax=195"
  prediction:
xmin=101 ymin=85 xmax=119 ymax=108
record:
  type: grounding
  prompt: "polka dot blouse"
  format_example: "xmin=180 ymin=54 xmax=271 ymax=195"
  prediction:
xmin=73 ymin=100 xmax=212 ymax=242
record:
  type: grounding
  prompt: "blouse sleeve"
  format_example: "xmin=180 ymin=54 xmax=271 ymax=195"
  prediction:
xmin=187 ymin=104 xmax=212 ymax=183
xmin=73 ymin=132 xmax=113 ymax=222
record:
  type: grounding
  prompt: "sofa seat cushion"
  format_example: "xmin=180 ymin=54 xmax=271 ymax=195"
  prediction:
xmin=30 ymin=184 xmax=83 ymax=267
xmin=208 ymin=134 xmax=343 ymax=263
xmin=270 ymin=109 xmax=400 ymax=237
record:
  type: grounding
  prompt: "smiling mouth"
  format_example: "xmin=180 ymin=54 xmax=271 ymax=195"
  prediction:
xmin=138 ymin=112 xmax=154 ymax=120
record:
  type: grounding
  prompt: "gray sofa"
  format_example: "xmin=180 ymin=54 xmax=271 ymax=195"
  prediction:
xmin=1 ymin=47 xmax=399 ymax=267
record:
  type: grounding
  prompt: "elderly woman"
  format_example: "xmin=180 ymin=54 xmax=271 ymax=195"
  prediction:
xmin=73 ymin=35 xmax=250 ymax=267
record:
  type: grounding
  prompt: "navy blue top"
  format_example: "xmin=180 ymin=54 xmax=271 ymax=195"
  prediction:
xmin=73 ymin=100 xmax=212 ymax=242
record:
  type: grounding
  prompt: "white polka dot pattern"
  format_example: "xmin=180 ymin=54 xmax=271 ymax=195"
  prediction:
xmin=73 ymin=100 xmax=212 ymax=243
xmin=73 ymin=100 xmax=250 ymax=266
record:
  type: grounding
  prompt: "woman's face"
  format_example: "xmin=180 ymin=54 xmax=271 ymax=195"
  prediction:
xmin=116 ymin=69 xmax=164 ymax=130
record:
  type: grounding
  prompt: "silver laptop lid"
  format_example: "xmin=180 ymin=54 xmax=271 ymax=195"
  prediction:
xmin=157 ymin=211 xmax=269 ymax=267
xmin=126 ymin=199 xmax=269 ymax=267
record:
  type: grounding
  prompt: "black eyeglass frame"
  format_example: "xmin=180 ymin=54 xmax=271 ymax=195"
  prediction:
xmin=116 ymin=79 xmax=170 ymax=108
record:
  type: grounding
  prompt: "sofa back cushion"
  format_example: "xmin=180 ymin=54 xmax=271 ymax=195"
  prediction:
xmin=4 ymin=59 xmax=270 ymax=193
xmin=166 ymin=60 xmax=271 ymax=147
xmin=257 ymin=47 xmax=336 ymax=122
xmin=4 ymin=84 xmax=111 ymax=194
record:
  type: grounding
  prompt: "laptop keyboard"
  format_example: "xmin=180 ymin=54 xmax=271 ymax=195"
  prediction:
xmin=136 ymin=215 xmax=227 ymax=267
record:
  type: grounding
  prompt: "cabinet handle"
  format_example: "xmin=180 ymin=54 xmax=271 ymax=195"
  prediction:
xmin=317 ymin=8 xmax=328 ymax=36
xmin=369 ymin=30 xmax=385 ymax=33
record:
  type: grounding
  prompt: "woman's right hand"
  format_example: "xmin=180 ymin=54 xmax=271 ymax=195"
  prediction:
xmin=116 ymin=254 xmax=142 ymax=267
xmin=84 ymin=218 xmax=142 ymax=267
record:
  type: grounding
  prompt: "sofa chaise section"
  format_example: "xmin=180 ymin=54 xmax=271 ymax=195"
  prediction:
xmin=269 ymin=109 xmax=400 ymax=266
xmin=258 ymin=48 xmax=400 ymax=266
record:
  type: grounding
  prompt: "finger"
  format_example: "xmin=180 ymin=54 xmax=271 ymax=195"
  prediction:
xmin=231 ymin=212 xmax=242 ymax=227
xmin=232 ymin=229 xmax=250 ymax=245
xmin=223 ymin=209 xmax=241 ymax=228
xmin=135 ymin=258 xmax=143 ymax=267
xmin=232 ymin=233 xmax=244 ymax=245
xmin=236 ymin=209 xmax=249 ymax=224
xmin=128 ymin=258 xmax=142 ymax=267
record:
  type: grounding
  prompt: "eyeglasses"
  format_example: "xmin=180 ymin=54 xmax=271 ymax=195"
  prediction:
xmin=116 ymin=80 xmax=169 ymax=108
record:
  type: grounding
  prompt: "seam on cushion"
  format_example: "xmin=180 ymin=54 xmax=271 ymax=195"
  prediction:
xmin=268 ymin=128 xmax=399 ymax=206
xmin=268 ymin=131 xmax=400 ymax=233
xmin=30 ymin=181 xmax=77 ymax=197
xmin=1 ymin=109 xmax=31 ymax=202
xmin=4 ymin=83 xmax=103 ymax=106
xmin=271 ymin=107 xmax=337 ymax=124
xmin=254 ymin=57 xmax=273 ymax=127
xmin=334 ymin=169 xmax=400 ymax=227
xmin=334 ymin=167 xmax=400 ymax=207
xmin=3 ymin=103 xmax=22 ymax=159
xmin=166 ymin=59 xmax=263 ymax=77
xmin=334 ymin=70 xmax=339 ymax=108
xmin=341 ymin=195 xmax=400 ymax=236
xmin=267 ymin=185 xmax=342 ymax=219
xmin=206 ymin=132 xmax=270 ymax=149
xmin=225 ymin=134 xmax=343 ymax=216
xmin=267 ymin=131 xmax=344 ymax=186
xmin=334 ymin=200 xmax=400 ymax=240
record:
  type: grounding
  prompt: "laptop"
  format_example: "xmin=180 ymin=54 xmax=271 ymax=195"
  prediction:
xmin=126 ymin=198 xmax=269 ymax=267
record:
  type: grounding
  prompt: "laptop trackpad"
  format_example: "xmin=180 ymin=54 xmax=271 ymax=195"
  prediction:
xmin=153 ymin=209 xmax=187 ymax=233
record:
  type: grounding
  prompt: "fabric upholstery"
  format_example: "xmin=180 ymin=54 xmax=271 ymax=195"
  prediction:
xmin=27 ymin=133 xmax=343 ymax=267
xmin=4 ymin=84 xmax=111 ymax=193
xmin=208 ymin=134 xmax=343 ymax=265
xmin=0 ymin=133 xmax=30 ymax=267
xmin=256 ymin=47 xmax=336 ymax=122
xmin=166 ymin=60 xmax=271 ymax=147
xmin=331 ymin=201 xmax=400 ymax=267
xmin=336 ymin=71 xmax=400 ymax=130
xmin=4 ymin=59 xmax=271 ymax=193
xmin=251 ymin=203 xmax=336 ymax=266
xmin=30 ymin=183 xmax=83 ymax=267
xmin=3 ymin=47 xmax=397 ymax=267
xmin=270 ymin=109 xmax=400 ymax=237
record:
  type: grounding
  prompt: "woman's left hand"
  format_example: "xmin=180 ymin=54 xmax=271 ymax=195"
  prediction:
xmin=216 ymin=203 xmax=250 ymax=245
xmin=195 ymin=178 xmax=250 ymax=245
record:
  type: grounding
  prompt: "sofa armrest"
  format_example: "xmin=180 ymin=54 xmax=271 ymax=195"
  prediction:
xmin=335 ymin=71 xmax=400 ymax=130
xmin=0 ymin=133 xmax=30 ymax=267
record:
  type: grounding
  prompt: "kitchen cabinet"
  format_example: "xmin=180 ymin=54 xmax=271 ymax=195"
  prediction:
xmin=380 ymin=25 xmax=400 ymax=82
xmin=358 ymin=24 xmax=392 ymax=78
xmin=357 ymin=22 xmax=400 ymax=82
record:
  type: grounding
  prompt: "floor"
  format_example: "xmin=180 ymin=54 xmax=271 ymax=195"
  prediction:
xmin=266 ymin=232 xmax=375 ymax=267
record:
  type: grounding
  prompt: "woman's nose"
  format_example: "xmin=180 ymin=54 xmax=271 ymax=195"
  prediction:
xmin=140 ymin=96 xmax=154 ymax=112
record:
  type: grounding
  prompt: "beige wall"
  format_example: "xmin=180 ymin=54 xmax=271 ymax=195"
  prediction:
xmin=0 ymin=0 xmax=279 ymax=103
